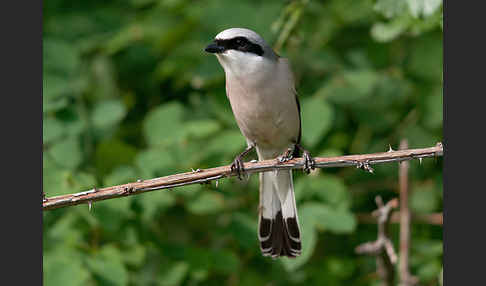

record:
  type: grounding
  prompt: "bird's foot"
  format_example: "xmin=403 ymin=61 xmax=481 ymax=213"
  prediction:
xmin=295 ymin=143 xmax=316 ymax=174
xmin=302 ymin=150 xmax=315 ymax=174
xmin=231 ymin=155 xmax=246 ymax=180
xmin=277 ymin=148 xmax=294 ymax=163
xmin=230 ymin=145 xmax=255 ymax=180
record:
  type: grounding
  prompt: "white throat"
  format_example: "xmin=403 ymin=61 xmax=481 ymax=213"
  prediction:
xmin=216 ymin=50 xmax=276 ymax=84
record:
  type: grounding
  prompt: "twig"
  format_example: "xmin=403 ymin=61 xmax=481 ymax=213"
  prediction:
xmin=43 ymin=142 xmax=443 ymax=211
xmin=356 ymin=196 xmax=399 ymax=286
xmin=356 ymin=212 xmax=442 ymax=226
xmin=398 ymin=140 xmax=419 ymax=286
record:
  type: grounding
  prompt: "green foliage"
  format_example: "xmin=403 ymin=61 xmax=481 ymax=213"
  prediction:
xmin=43 ymin=0 xmax=442 ymax=285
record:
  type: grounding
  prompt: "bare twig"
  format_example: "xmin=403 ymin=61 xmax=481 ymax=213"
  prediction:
xmin=356 ymin=212 xmax=442 ymax=226
xmin=43 ymin=142 xmax=443 ymax=211
xmin=356 ymin=196 xmax=399 ymax=286
xmin=398 ymin=140 xmax=419 ymax=286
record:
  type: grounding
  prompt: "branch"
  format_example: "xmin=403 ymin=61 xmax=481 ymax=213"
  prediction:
xmin=356 ymin=212 xmax=443 ymax=226
xmin=356 ymin=196 xmax=399 ymax=286
xmin=43 ymin=142 xmax=443 ymax=211
xmin=398 ymin=140 xmax=419 ymax=286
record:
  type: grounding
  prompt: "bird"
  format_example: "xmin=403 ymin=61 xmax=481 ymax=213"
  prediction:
xmin=204 ymin=28 xmax=315 ymax=258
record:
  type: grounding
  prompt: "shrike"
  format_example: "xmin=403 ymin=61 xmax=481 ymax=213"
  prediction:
xmin=205 ymin=28 xmax=314 ymax=258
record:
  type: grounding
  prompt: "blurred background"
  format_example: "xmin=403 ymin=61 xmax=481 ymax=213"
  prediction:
xmin=43 ymin=0 xmax=443 ymax=285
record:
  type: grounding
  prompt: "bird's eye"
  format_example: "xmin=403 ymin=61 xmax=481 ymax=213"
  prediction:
xmin=236 ymin=38 xmax=244 ymax=45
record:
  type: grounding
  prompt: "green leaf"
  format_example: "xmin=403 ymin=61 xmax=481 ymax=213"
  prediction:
xmin=229 ymin=212 xmax=258 ymax=249
xmin=316 ymin=206 xmax=357 ymax=234
xmin=413 ymin=240 xmax=443 ymax=258
xmin=43 ymin=75 xmax=72 ymax=109
xmin=295 ymin=175 xmax=350 ymax=209
xmin=300 ymin=202 xmax=356 ymax=234
xmin=46 ymin=212 xmax=83 ymax=246
xmin=183 ymin=119 xmax=221 ymax=139
xmin=86 ymin=245 xmax=128 ymax=286
xmin=92 ymin=99 xmax=127 ymax=129
xmin=186 ymin=191 xmax=225 ymax=215
xmin=323 ymin=257 xmax=356 ymax=280
xmin=43 ymin=117 xmax=65 ymax=144
xmin=371 ymin=16 xmax=411 ymax=43
xmin=159 ymin=262 xmax=189 ymax=286
xmin=90 ymin=56 xmax=120 ymax=100
xmin=143 ymin=102 xmax=186 ymax=146
xmin=44 ymin=249 xmax=90 ymax=286
xmin=135 ymin=147 xmax=176 ymax=178
xmin=210 ymin=250 xmax=240 ymax=274
xmin=423 ymin=88 xmax=443 ymax=129
xmin=43 ymin=156 xmax=67 ymax=197
xmin=43 ymin=93 xmax=70 ymax=113
xmin=407 ymin=0 xmax=442 ymax=18
xmin=300 ymin=96 xmax=334 ymax=146
xmin=410 ymin=182 xmax=439 ymax=213
xmin=329 ymin=0 xmax=375 ymax=23
xmin=373 ymin=0 xmax=408 ymax=18
xmin=104 ymin=165 xmax=138 ymax=186
xmin=71 ymin=172 xmax=98 ymax=191
xmin=183 ymin=247 xmax=212 ymax=274
xmin=317 ymin=70 xmax=380 ymax=104
xmin=204 ymin=130 xmax=246 ymax=157
xmin=408 ymin=34 xmax=443 ymax=81
xmin=123 ymin=244 xmax=147 ymax=268
xmin=47 ymin=136 xmax=83 ymax=169
xmin=44 ymin=163 xmax=97 ymax=196
xmin=43 ymin=39 xmax=81 ymax=76
xmin=138 ymin=191 xmax=176 ymax=221
xmin=97 ymin=195 xmax=134 ymax=217
xmin=401 ymin=125 xmax=439 ymax=149
xmin=313 ymin=176 xmax=350 ymax=208
xmin=416 ymin=259 xmax=442 ymax=281
xmin=95 ymin=139 xmax=138 ymax=177
xmin=61 ymin=108 xmax=87 ymax=137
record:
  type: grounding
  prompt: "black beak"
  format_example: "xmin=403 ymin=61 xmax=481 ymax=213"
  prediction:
xmin=205 ymin=42 xmax=225 ymax=54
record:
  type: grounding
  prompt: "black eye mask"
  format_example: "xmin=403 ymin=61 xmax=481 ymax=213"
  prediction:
xmin=206 ymin=37 xmax=264 ymax=56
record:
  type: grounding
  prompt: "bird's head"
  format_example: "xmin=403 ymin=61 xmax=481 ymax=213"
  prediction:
xmin=205 ymin=28 xmax=278 ymax=76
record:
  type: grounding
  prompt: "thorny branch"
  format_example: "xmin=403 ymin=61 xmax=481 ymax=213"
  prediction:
xmin=356 ymin=196 xmax=399 ymax=286
xmin=43 ymin=142 xmax=443 ymax=211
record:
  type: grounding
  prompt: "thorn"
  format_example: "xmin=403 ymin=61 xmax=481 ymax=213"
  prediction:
xmin=418 ymin=157 xmax=423 ymax=165
xmin=388 ymin=144 xmax=394 ymax=152
xmin=136 ymin=179 xmax=143 ymax=182
xmin=88 ymin=201 xmax=93 ymax=211
xmin=191 ymin=168 xmax=202 ymax=173
xmin=250 ymin=159 xmax=258 ymax=163
xmin=215 ymin=180 xmax=219 ymax=188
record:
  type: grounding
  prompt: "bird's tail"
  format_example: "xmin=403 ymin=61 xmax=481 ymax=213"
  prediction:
xmin=258 ymin=169 xmax=302 ymax=258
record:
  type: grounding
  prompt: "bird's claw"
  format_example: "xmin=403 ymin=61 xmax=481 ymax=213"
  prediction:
xmin=302 ymin=150 xmax=316 ymax=174
xmin=279 ymin=144 xmax=315 ymax=174
xmin=231 ymin=156 xmax=246 ymax=180
xmin=278 ymin=148 xmax=294 ymax=163
xmin=230 ymin=145 xmax=256 ymax=180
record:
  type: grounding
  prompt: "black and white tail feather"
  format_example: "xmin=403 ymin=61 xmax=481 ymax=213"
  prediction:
xmin=258 ymin=169 xmax=302 ymax=258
